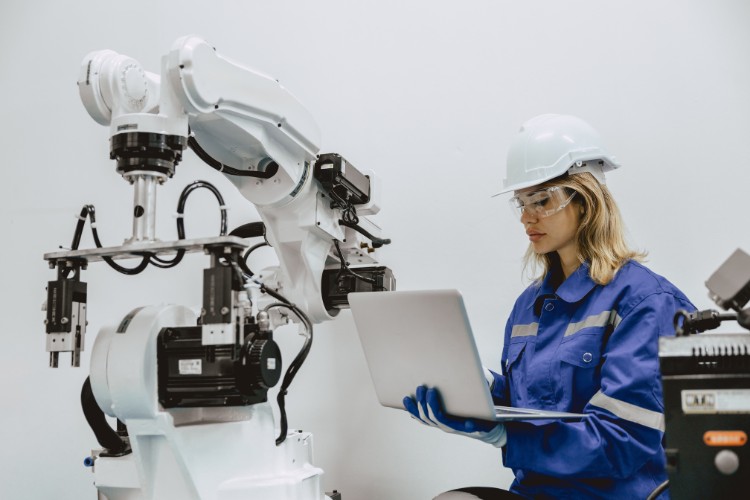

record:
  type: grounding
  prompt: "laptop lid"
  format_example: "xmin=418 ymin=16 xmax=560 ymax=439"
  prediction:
xmin=348 ymin=289 xmax=498 ymax=420
xmin=349 ymin=289 xmax=588 ymax=422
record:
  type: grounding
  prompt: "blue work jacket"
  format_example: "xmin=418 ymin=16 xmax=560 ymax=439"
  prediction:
xmin=488 ymin=260 xmax=694 ymax=499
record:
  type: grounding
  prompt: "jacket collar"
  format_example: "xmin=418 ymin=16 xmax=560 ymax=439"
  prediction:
xmin=531 ymin=261 xmax=598 ymax=311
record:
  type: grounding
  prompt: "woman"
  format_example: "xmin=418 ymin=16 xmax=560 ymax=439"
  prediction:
xmin=404 ymin=114 xmax=693 ymax=499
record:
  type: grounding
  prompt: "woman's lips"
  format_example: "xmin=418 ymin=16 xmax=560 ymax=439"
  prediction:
xmin=527 ymin=231 xmax=545 ymax=242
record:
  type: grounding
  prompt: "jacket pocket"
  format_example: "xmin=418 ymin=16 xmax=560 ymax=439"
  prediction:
xmin=507 ymin=341 xmax=528 ymax=408
xmin=557 ymin=334 xmax=602 ymax=411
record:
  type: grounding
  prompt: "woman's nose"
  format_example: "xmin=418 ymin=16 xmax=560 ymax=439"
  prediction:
xmin=520 ymin=208 xmax=537 ymax=224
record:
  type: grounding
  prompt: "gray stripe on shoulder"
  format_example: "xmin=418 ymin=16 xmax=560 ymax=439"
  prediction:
xmin=564 ymin=310 xmax=612 ymax=337
xmin=511 ymin=323 xmax=538 ymax=338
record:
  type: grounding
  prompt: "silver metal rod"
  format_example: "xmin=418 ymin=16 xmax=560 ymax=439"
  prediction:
xmin=129 ymin=174 xmax=160 ymax=243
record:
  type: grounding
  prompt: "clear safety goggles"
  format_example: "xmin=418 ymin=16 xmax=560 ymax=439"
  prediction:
xmin=509 ymin=186 xmax=576 ymax=219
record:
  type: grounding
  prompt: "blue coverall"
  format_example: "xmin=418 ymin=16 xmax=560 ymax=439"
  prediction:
xmin=488 ymin=260 xmax=694 ymax=499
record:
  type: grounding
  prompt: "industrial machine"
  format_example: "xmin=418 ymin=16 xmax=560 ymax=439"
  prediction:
xmin=43 ymin=35 xmax=394 ymax=500
xmin=658 ymin=249 xmax=750 ymax=499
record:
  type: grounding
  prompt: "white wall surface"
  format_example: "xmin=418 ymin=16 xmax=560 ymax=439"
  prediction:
xmin=2 ymin=1 xmax=749 ymax=499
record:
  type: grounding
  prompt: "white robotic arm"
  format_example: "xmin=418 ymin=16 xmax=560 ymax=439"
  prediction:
xmin=168 ymin=35 xmax=321 ymax=188
xmin=77 ymin=34 xmax=390 ymax=324
xmin=45 ymin=35 xmax=394 ymax=500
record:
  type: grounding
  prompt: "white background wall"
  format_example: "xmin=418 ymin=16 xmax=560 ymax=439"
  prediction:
xmin=2 ymin=1 xmax=749 ymax=499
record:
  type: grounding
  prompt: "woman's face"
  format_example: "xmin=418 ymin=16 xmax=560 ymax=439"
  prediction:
xmin=516 ymin=186 xmax=582 ymax=260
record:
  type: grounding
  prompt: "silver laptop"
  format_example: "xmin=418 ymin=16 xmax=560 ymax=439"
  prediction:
xmin=348 ymin=289 xmax=587 ymax=421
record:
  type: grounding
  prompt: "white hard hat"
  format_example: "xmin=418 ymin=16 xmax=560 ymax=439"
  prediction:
xmin=495 ymin=114 xmax=620 ymax=195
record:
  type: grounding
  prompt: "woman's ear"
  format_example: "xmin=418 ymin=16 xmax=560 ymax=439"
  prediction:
xmin=578 ymin=202 xmax=587 ymax=221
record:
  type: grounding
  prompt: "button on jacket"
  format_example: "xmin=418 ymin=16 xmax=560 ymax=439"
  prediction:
xmin=488 ymin=260 xmax=695 ymax=499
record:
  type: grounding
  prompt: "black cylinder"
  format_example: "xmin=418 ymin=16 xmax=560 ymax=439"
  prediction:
xmin=110 ymin=132 xmax=187 ymax=177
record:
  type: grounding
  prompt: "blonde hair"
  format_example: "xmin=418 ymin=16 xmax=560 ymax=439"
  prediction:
xmin=523 ymin=172 xmax=645 ymax=285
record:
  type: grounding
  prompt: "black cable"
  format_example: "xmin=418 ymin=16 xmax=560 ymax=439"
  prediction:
xmin=61 ymin=205 xmax=94 ymax=278
xmin=645 ymin=479 xmax=669 ymax=500
xmin=80 ymin=377 xmax=130 ymax=456
xmin=260 ymin=282 xmax=293 ymax=305
xmin=229 ymin=259 xmax=288 ymax=310
xmin=68 ymin=179 xmax=229 ymax=275
xmin=322 ymin=182 xmax=390 ymax=249
xmin=152 ymin=179 xmax=229 ymax=269
xmin=149 ymin=254 xmax=176 ymax=264
xmin=338 ymin=219 xmax=391 ymax=248
xmin=240 ymin=242 xmax=270 ymax=277
xmin=227 ymin=261 xmax=311 ymax=446
xmin=332 ymin=240 xmax=383 ymax=288
xmin=79 ymin=205 xmax=152 ymax=275
xmin=328 ymin=191 xmax=359 ymax=225
xmin=148 ymin=252 xmax=185 ymax=269
xmin=70 ymin=206 xmax=91 ymax=251
xmin=226 ymin=240 xmax=288 ymax=306
xmin=176 ymin=180 xmax=228 ymax=239
xmin=188 ymin=136 xmax=278 ymax=179
xmin=104 ymin=254 xmax=151 ymax=275
xmin=233 ymin=262 xmax=290 ymax=307
xmin=263 ymin=302 xmax=313 ymax=446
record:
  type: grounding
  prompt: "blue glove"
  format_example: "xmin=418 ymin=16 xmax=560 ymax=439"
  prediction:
xmin=403 ymin=385 xmax=507 ymax=447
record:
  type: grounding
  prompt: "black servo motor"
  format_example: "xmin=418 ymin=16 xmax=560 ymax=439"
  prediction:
xmin=157 ymin=323 xmax=282 ymax=408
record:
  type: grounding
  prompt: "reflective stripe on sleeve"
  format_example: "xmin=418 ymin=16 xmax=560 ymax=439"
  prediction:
xmin=511 ymin=323 xmax=538 ymax=338
xmin=589 ymin=390 xmax=665 ymax=432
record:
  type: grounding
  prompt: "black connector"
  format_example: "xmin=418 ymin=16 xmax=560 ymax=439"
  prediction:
xmin=322 ymin=266 xmax=396 ymax=311
xmin=673 ymin=309 xmax=737 ymax=336
xmin=314 ymin=153 xmax=370 ymax=205
xmin=229 ymin=221 xmax=266 ymax=239
xmin=338 ymin=219 xmax=391 ymax=248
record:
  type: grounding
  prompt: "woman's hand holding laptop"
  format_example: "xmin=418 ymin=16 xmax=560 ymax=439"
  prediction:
xmin=403 ymin=385 xmax=507 ymax=448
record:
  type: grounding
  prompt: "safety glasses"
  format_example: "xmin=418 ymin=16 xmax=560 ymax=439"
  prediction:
xmin=509 ymin=186 xmax=576 ymax=219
